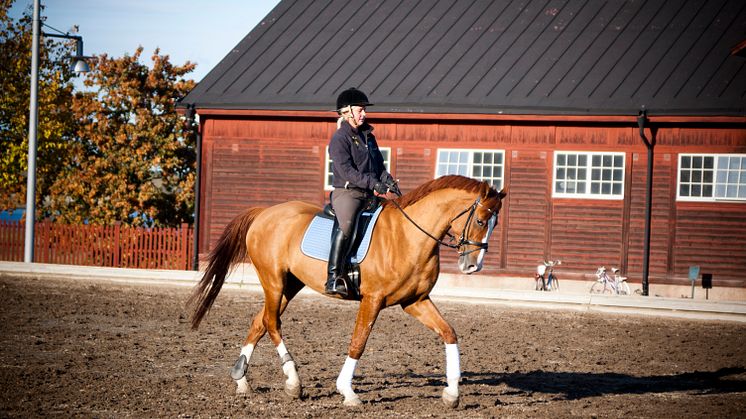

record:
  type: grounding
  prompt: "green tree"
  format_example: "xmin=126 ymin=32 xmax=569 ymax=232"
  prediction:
xmin=48 ymin=47 xmax=196 ymax=227
xmin=0 ymin=0 xmax=77 ymax=212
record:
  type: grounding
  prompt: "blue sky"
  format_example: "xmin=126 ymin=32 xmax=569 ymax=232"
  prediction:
xmin=9 ymin=0 xmax=282 ymax=82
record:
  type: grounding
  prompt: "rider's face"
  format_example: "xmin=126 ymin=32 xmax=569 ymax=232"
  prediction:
xmin=345 ymin=106 xmax=366 ymax=128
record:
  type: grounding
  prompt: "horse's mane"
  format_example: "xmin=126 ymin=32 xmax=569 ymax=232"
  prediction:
xmin=385 ymin=175 xmax=496 ymax=209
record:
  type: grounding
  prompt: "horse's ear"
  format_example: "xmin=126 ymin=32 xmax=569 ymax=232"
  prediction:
xmin=498 ymin=188 xmax=507 ymax=199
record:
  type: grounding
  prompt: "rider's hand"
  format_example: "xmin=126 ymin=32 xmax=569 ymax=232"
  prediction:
xmin=373 ymin=182 xmax=388 ymax=195
xmin=374 ymin=191 xmax=399 ymax=200
xmin=384 ymin=178 xmax=402 ymax=197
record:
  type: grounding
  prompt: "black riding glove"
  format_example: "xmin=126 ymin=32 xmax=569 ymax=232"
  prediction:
xmin=373 ymin=182 xmax=389 ymax=195
xmin=384 ymin=178 xmax=402 ymax=196
xmin=380 ymin=172 xmax=402 ymax=196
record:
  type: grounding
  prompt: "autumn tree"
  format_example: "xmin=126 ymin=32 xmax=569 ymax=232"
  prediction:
xmin=0 ymin=0 xmax=77 ymax=212
xmin=47 ymin=47 xmax=197 ymax=227
xmin=2 ymin=1 xmax=197 ymax=227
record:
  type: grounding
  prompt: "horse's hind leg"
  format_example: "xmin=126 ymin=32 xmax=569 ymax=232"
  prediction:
xmin=402 ymin=297 xmax=461 ymax=408
xmin=233 ymin=276 xmax=305 ymax=397
xmin=266 ymin=275 xmax=305 ymax=398
xmin=232 ymin=307 xmax=265 ymax=394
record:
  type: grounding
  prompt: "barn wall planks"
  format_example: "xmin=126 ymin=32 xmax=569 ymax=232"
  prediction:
xmin=625 ymin=152 xmax=675 ymax=280
xmin=673 ymin=205 xmax=746 ymax=286
xmin=551 ymin=202 xmax=625 ymax=273
xmin=505 ymin=150 xmax=550 ymax=270
xmin=198 ymin=116 xmax=746 ymax=286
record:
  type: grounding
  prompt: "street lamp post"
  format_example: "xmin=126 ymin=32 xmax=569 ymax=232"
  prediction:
xmin=24 ymin=0 xmax=89 ymax=263
xmin=24 ymin=0 xmax=41 ymax=263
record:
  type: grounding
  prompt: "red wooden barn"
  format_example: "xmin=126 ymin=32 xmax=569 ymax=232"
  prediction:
xmin=181 ymin=0 xmax=746 ymax=294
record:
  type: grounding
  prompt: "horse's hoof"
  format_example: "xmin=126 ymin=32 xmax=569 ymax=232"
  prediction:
xmin=338 ymin=387 xmax=362 ymax=407
xmin=284 ymin=382 xmax=302 ymax=399
xmin=236 ymin=377 xmax=250 ymax=394
xmin=230 ymin=355 xmax=248 ymax=380
xmin=442 ymin=388 xmax=459 ymax=408
xmin=343 ymin=395 xmax=362 ymax=407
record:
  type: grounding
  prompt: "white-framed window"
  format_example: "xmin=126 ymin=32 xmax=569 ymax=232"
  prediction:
xmin=435 ymin=149 xmax=504 ymax=189
xmin=553 ymin=151 xmax=625 ymax=199
xmin=678 ymin=154 xmax=746 ymax=202
xmin=324 ymin=146 xmax=391 ymax=191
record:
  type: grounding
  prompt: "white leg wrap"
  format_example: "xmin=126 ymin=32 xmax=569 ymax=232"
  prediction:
xmin=445 ymin=343 xmax=461 ymax=393
xmin=276 ymin=341 xmax=300 ymax=386
xmin=236 ymin=376 xmax=250 ymax=394
xmin=276 ymin=341 xmax=289 ymax=358
xmin=282 ymin=362 xmax=299 ymax=384
xmin=233 ymin=344 xmax=254 ymax=389
xmin=441 ymin=343 xmax=461 ymax=407
xmin=336 ymin=357 xmax=361 ymax=405
xmin=240 ymin=343 xmax=255 ymax=360
xmin=336 ymin=356 xmax=357 ymax=392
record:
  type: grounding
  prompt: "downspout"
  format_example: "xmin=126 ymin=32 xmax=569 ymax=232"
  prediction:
xmin=637 ymin=109 xmax=654 ymax=296
xmin=186 ymin=104 xmax=201 ymax=271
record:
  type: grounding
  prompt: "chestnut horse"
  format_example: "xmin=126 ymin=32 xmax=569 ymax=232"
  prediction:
xmin=189 ymin=175 xmax=506 ymax=407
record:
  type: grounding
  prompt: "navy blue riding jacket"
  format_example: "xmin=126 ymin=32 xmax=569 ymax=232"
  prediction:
xmin=329 ymin=121 xmax=388 ymax=191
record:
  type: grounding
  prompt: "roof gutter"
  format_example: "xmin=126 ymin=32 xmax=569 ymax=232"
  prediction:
xmin=638 ymin=108 xmax=655 ymax=297
xmin=192 ymin=108 xmax=746 ymax=124
xmin=185 ymin=104 xmax=201 ymax=271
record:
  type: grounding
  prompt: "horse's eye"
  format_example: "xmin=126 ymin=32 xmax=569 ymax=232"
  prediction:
xmin=476 ymin=219 xmax=485 ymax=227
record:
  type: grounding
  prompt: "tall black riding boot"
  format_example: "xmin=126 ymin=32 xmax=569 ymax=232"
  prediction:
xmin=325 ymin=226 xmax=351 ymax=298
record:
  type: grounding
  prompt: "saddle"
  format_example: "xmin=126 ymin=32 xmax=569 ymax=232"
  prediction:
xmin=300 ymin=198 xmax=384 ymax=297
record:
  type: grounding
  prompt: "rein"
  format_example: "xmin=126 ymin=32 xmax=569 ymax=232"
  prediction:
xmin=389 ymin=197 xmax=491 ymax=255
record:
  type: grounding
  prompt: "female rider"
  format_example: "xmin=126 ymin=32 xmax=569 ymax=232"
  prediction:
xmin=325 ymin=88 xmax=398 ymax=298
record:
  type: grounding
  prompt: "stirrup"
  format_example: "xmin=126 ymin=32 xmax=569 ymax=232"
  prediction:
xmin=326 ymin=276 xmax=353 ymax=298
xmin=325 ymin=276 xmax=345 ymax=295
xmin=333 ymin=277 xmax=350 ymax=298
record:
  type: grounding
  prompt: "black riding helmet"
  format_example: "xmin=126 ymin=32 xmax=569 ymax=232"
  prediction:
xmin=336 ymin=87 xmax=373 ymax=113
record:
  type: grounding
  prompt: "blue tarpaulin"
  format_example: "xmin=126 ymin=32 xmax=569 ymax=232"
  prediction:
xmin=0 ymin=208 xmax=24 ymax=222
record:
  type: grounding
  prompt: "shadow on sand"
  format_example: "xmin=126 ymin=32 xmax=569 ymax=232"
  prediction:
xmin=460 ymin=367 xmax=746 ymax=399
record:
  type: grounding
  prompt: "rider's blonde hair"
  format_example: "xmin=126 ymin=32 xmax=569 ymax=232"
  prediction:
xmin=336 ymin=105 xmax=352 ymax=129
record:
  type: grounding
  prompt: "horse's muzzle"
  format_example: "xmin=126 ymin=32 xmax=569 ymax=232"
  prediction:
xmin=458 ymin=254 xmax=482 ymax=274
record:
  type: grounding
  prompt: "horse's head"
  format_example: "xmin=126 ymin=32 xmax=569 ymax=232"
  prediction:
xmin=388 ymin=175 xmax=507 ymax=274
xmin=450 ymin=183 xmax=507 ymax=274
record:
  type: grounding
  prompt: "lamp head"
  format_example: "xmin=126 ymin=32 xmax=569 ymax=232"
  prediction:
xmin=73 ymin=58 xmax=90 ymax=74
xmin=72 ymin=37 xmax=89 ymax=74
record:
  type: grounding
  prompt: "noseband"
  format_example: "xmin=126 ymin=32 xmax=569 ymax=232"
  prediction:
xmin=390 ymin=196 xmax=497 ymax=256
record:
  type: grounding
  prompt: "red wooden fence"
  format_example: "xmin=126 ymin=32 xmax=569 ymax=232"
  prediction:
xmin=0 ymin=221 xmax=194 ymax=270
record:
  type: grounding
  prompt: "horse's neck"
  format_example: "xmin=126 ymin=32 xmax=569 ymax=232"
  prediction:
xmin=403 ymin=192 xmax=476 ymax=238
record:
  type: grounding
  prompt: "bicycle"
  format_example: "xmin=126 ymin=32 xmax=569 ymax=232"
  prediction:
xmin=590 ymin=266 xmax=630 ymax=295
xmin=535 ymin=260 xmax=561 ymax=291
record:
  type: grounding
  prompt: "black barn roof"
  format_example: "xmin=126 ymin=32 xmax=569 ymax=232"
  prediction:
xmin=183 ymin=0 xmax=746 ymax=116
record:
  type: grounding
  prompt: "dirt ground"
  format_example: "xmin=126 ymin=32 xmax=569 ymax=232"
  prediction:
xmin=1 ymin=275 xmax=745 ymax=418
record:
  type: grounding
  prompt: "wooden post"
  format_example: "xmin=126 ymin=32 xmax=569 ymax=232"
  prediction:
xmin=114 ymin=222 xmax=120 ymax=267
xmin=181 ymin=223 xmax=188 ymax=270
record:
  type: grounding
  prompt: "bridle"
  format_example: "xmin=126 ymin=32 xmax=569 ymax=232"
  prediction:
xmin=390 ymin=196 xmax=498 ymax=256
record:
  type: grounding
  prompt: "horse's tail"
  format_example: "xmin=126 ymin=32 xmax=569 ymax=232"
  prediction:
xmin=188 ymin=207 xmax=265 ymax=330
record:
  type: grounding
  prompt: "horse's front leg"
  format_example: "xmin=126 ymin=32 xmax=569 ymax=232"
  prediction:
xmin=336 ymin=297 xmax=384 ymax=406
xmin=402 ymin=297 xmax=461 ymax=408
